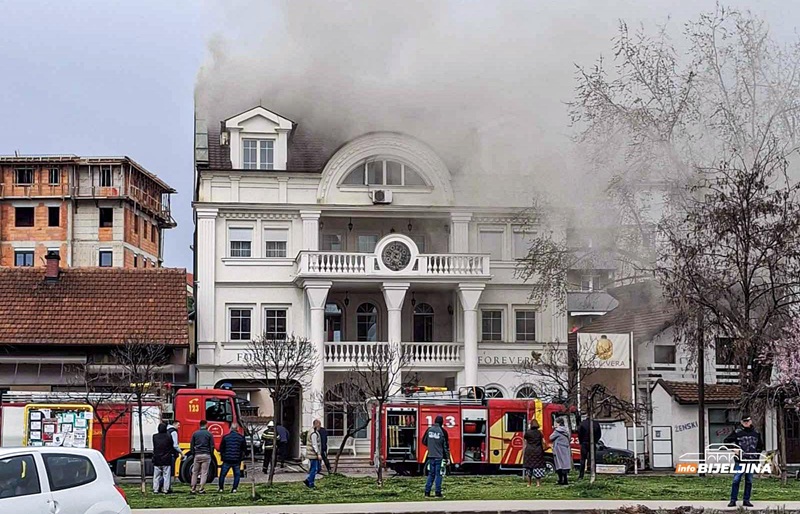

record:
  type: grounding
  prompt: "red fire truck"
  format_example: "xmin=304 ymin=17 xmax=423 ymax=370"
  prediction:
xmin=0 ymin=387 xmax=243 ymax=481
xmin=374 ymin=386 xmax=580 ymax=475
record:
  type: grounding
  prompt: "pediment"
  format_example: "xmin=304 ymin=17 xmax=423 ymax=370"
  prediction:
xmin=224 ymin=106 xmax=294 ymax=132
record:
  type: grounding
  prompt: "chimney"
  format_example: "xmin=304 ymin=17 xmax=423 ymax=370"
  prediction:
xmin=45 ymin=251 xmax=60 ymax=281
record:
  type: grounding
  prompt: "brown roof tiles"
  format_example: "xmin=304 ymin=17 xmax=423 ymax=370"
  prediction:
xmin=0 ymin=268 xmax=188 ymax=346
xmin=656 ymin=380 xmax=742 ymax=404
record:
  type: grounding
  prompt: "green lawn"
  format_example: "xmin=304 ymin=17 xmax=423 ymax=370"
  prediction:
xmin=123 ymin=474 xmax=800 ymax=509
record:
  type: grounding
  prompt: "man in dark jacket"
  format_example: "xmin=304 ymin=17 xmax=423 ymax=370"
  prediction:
xmin=276 ymin=423 xmax=290 ymax=467
xmin=218 ymin=423 xmax=246 ymax=493
xmin=421 ymin=415 xmax=449 ymax=498
xmin=317 ymin=424 xmax=331 ymax=475
xmin=724 ymin=415 xmax=765 ymax=508
xmin=152 ymin=423 xmax=175 ymax=494
xmin=577 ymin=417 xmax=602 ymax=479
xmin=189 ymin=420 xmax=215 ymax=494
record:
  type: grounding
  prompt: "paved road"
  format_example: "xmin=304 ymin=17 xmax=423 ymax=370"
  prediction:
xmin=132 ymin=499 xmax=800 ymax=513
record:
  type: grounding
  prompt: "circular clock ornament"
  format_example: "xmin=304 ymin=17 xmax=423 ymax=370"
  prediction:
xmin=381 ymin=241 xmax=412 ymax=271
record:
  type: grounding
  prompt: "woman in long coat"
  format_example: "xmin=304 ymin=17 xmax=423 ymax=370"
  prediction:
xmin=522 ymin=419 xmax=546 ymax=487
xmin=549 ymin=417 xmax=572 ymax=485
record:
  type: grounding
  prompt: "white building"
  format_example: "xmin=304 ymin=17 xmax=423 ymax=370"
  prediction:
xmin=193 ymin=106 xmax=567 ymax=453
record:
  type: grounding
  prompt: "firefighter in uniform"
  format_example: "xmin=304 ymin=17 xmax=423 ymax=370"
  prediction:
xmin=260 ymin=421 xmax=276 ymax=474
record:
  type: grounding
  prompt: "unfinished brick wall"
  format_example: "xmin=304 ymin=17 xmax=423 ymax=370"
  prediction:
xmin=0 ymin=203 xmax=68 ymax=267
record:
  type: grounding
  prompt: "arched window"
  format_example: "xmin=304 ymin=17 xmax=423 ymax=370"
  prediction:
xmin=324 ymin=383 xmax=368 ymax=438
xmin=356 ymin=303 xmax=378 ymax=342
xmin=516 ymin=385 xmax=538 ymax=399
xmin=342 ymin=159 xmax=426 ymax=187
xmin=484 ymin=385 xmax=505 ymax=399
xmin=325 ymin=302 xmax=343 ymax=342
xmin=413 ymin=303 xmax=434 ymax=342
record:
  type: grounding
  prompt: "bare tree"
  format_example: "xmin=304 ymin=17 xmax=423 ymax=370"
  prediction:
xmin=238 ymin=415 xmax=271 ymax=499
xmin=515 ymin=340 xmax=643 ymax=482
xmin=322 ymin=380 xmax=370 ymax=474
xmin=113 ymin=334 xmax=170 ymax=494
xmin=66 ymin=364 xmax=132 ymax=456
xmin=350 ymin=344 xmax=410 ymax=486
xmin=243 ymin=334 xmax=317 ymax=486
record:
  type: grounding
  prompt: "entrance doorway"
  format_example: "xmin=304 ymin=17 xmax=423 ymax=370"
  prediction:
xmin=787 ymin=408 xmax=800 ymax=464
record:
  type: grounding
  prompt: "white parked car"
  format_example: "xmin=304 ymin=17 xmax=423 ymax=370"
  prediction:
xmin=0 ymin=447 xmax=130 ymax=514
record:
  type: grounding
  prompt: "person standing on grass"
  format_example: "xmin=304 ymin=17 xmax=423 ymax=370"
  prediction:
xmin=577 ymin=417 xmax=601 ymax=479
xmin=549 ymin=417 xmax=572 ymax=485
xmin=189 ymin=420 xmax=215 ymax=495
xmin=725 ymin=414 xmax=764 ymax=508
xmin=261 ymin=421 xmax=276 ymax=474
xmin=218 ymin=423 xmax=247 ymax=494
xmin=523 ymin=418 xmax=547 ymax=487
xmin=422 ymin=415 xmax=449 ymax=498
xmin=304 ymin=419 xmax=322 ymax=489
xmin=152 ymin=423 xmax=174 ymax=494
xmin=165 ymin=420 xmax=182 ymax=492
xmin=317 ymin=423 xmax=332 ymax=475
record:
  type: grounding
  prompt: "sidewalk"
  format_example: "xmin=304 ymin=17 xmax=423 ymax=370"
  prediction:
xmin=132 ymin=499 xmax=800 ymax=513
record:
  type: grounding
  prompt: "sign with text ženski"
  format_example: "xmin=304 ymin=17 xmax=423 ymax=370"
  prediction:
xmin=577 ymin=333 xmax=631 ymax=369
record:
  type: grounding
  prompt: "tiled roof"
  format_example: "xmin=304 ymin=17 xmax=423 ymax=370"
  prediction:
xmin=578 ymin=281 xmax=676 ymax=343
xmin=203 ymin=121 xmax=339 ymax=172
xmin=0 ymin=268 xmax=188 ymax=346
xmin=656 ymin=380 xmax=741 ymax=404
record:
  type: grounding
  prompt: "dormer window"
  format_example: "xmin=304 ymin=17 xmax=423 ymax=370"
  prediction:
xmin=243 ymin=139 xmax=274 ymax=170
xmin=342 ymin=159 xmax=426 ymax=187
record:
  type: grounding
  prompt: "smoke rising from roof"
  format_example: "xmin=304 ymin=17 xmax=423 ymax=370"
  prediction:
xmin=195 ymin=0 xmax=797 ymax=207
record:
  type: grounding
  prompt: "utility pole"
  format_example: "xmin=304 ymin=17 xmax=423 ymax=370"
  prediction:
xmin=697 ymin=312 xmax=706 ymax=475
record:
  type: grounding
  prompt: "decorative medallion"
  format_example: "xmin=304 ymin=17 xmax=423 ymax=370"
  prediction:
xmin=381 ymin=241 xmax=412 ymax=271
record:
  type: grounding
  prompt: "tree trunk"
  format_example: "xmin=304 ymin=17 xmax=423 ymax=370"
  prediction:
xmin=589 ymin=399 xmax=596 ymax=484
xmin=374 ymin=403 xmax=383 ymax=486
xmin=697 ymin=317 xmax=706 ymax=478
xmin=777 ymin=398 xmax=788 ymax=485
xmin=249 ymin=429 xmax=257 ymax=499
xmin=137 ymin=398 xmax=146 ymax=494
xmin=268 ymin=398 xmax=279 ymax=486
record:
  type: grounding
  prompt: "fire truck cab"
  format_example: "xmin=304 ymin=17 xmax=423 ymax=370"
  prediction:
xmin=375 ymin=386 xmax=579 ymax=475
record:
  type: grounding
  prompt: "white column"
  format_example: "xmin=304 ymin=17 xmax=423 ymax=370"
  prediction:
xmin=196 ymin=208 xmax=218 ymax=346
xmin=381 ymin=282 xmax=410 ymax=395
xmin=304 ymin=281 xmax=331 ymax=428
xmin=450 ymin=212 xmax=472 ymax=253
xmin=458 ymin=283 xmax=485 ymax=386
xmin=300 ymin=210 xmax=321 ymax=251
xmin=229 ymin=175 xmax=241 ymax=203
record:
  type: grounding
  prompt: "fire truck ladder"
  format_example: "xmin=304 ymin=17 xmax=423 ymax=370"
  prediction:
xmin=390 ymin=386 xmax=486 ymax=406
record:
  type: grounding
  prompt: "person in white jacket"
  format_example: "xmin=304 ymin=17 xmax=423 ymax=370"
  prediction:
xmin=304 ymin=419 xmax=322 ymax=489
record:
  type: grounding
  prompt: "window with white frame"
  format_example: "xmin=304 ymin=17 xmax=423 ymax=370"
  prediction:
xmin=263 ymin=228 xmax=288 ymax=258
xmin=515 ymin=310 xmax=536 ymax=342
xmin=49 ymin=168 xmax=60 ymax=185
xmin=484 ymin=386 xmax=505 ymax=398
xmin=341 ymin=159 xmax=426 ymax=187
xmin=15 ymin=168 xmax=33 ymax=185
xmin=229 ymin=227 xmax=253 ymax=257
xmin=229 ymin=308 xmax=252 ymax=340
xmin=357 ymin=234 xmax=379 ymax=253
xmin=264 ymin=308 xmax=288 ymax=340
xmin=479 ymin=229 xmax=504 ymax=261
xmin=580 ymin=274 xmax=601 ymax=292
xmin=512 ymin=230 xmax=534 ymax=260
xmin=321 ymin=234 xmax=343 ymax=251
xmin=356 ymin=303 xmax=378 ymax=342
xmin=243 ymin=139 xmax=274 ymax=170
xmin=516 ymin=385 xmax=538 ymax=399
xmin=481 ymin=310 xmax=503 ymax=341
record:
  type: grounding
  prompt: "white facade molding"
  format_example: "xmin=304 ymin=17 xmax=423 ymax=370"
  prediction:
xmin=316 ymin=132 xmax=455 ymax=204
xmin=218 ymin=211 xmax=298 ymax=220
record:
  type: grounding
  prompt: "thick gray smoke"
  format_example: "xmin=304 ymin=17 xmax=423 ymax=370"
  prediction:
xmin=195 ymin=0 xmax=796 ymax=207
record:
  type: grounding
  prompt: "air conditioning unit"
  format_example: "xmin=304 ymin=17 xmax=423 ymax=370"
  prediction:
xmin=371 ymin=189 xmax=393 ymax=204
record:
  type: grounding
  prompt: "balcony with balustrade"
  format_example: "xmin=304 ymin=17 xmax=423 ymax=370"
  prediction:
xmin=324 ymin=341 xmax=463 ymax=370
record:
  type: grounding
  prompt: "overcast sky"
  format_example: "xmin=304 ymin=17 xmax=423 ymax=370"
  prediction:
xmin=2 ymin=1 xmax=798 ymax=271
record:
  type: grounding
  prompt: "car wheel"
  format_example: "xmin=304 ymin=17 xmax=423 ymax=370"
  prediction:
xmin=544 ymin=457 xmax=555 ymax=475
